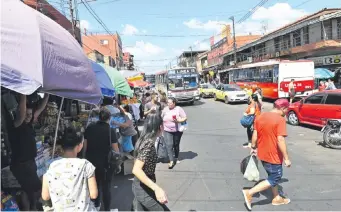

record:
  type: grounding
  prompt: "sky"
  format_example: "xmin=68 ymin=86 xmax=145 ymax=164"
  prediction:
xmin=70 ymin=0 xmax=340 ymax=73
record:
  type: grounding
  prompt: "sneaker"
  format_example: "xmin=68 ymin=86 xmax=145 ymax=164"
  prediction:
xmin=243 ymin=143 xmax=251 ymax=148
xmin=175 ymin=158 xmax=181 ymax=164
xmin=242 ymin=189 xmax=252 ymax=210
xmin=272 ymin=197 xmax=291 ymax=206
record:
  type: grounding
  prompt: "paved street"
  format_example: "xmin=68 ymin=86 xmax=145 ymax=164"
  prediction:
xmin=111 ymin=99 xmax=341 ymax=211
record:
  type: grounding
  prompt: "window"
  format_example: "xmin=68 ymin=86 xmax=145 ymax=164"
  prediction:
xmin=325 ymin=94 xmax=341 ymax=105
xmin=337 ymin=18 xmax=341 ymax=39
xmin=303 ymin=27 xmax=309 ymax=44
xmin=304 ymin=94 xmax=324 ymax=104
xmin=100 ymin=39 xmax=108 ymax=45
xmin=292 ymin=29 xmax=301 ymax=47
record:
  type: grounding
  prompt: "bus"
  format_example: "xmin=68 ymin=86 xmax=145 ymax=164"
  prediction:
xmin=219 ymin=60 xmax=315 ymax=99
xmin=155 ymin=67 xmax=200 ymax=104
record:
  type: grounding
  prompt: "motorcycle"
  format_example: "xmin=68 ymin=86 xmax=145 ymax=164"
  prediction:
xmin=321 ymin=119 xmax=341 ymax=149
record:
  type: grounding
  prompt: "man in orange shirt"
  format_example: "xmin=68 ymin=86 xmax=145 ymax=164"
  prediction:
xmin=242 ymin=99 xmax=291 ymax=210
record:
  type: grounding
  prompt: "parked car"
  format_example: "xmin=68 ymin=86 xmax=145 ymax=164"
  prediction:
xmin=287 ymin=89 xmax=341 ymax=127
xmin=199 ymin=83 xmax=215 ymax=98
xmin=213 ymin=84 xmax=248 ymax=104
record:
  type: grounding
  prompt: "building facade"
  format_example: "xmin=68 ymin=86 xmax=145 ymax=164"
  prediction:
xmin=123 ymin=52 xmax=134 ymax=70
xmin=82 ymin=33 xmax=123 ymax=69
xmin=221 ymin=8 xmax=341 ymax=72
xmin=178 ymin=50 xmax=207 ymax=68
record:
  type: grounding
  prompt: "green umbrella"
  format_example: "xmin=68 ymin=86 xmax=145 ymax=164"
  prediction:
xmin=98 ymin=63 xmax=133 ymax=97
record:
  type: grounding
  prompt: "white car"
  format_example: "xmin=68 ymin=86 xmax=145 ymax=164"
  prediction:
xmin=214 ymin=84 xmax=249 ymax=104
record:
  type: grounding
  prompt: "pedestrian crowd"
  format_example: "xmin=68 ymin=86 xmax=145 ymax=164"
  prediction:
xmin=38 ymin=89 xmax=187 ymax=211
xmin=9 ymin=86 xmax=299 ymax=211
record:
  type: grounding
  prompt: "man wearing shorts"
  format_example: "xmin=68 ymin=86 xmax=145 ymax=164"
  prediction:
xmin=242 ymin=98 xmax=291 ymax=210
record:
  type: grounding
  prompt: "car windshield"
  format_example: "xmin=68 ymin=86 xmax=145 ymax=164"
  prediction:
xmin=168 ymin=73 xmax=198 ymax=90
xmin=224 ymin=85 xmax=242 ymax=91
xmin=201 ymin=84 xmax=214 ymax=89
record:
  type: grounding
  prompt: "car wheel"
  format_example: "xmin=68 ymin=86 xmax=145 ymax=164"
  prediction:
xmin=287 ymin=111 xmax=299 ymax=126
xmin=214 ymin=94 xmax=217 ymax=101
xmin=224 ymin=96 xmax=229 ymax=104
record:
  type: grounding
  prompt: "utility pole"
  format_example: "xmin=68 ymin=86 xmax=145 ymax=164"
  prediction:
xmin=68 ymin=0 xmax=76 ymax=38
xmin=230 ymin=16 xmax=237 ymax=67
xmin=189 ymin=46 xmax=193 ymax=67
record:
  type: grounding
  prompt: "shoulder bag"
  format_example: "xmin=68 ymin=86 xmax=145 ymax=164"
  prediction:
xmin=107 ymin=125 xmax=122 ymax=172
xmin=240 ymin=103 xmax=257 ymax=128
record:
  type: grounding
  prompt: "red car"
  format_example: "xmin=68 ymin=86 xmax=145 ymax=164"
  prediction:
xmin=287 ymin=90 xmax=341 ymax=128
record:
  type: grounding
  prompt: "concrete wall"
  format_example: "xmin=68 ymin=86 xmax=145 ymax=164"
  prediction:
xmin=309 ymin=22 xmax=322 ymax=43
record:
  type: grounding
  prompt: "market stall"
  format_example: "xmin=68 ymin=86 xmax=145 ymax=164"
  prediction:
xmin=1 ymin=0 xmax=102 ymax=209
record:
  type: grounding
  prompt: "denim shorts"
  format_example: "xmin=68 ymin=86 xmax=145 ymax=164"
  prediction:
xmin=261 ymin=161 xmax=283 ymax=187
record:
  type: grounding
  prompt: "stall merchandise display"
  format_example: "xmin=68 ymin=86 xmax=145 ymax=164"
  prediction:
xmin=1 ymin=191 xmax=19 ymax=211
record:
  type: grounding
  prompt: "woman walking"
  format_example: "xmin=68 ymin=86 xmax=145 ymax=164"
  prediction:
xmin=243 ymin=94 xmax=261 ymax=148
xmin=132 ymin=112 xmax=170 ymax=211
xmin=162 ymin=97 xmax=187 ymax=169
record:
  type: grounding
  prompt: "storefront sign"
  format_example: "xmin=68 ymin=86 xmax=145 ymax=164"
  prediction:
xmin=309 ymin=55 xmax=341 ymax=66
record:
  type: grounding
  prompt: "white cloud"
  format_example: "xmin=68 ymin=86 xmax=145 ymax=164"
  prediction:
xmin=183 ymin=3 xmax=307 ymax=35
xmin=194 ymin=41 xmax=210 ymax=51
xmin=122 ymin=24 xmax=139 ymax=35
xmin=124 ymin=41 xmax=164 ymax=58
xmin=80 ymin=20 xmax=90 ymax=30
xmin=183 ymin=19 xmax=228 ymax=32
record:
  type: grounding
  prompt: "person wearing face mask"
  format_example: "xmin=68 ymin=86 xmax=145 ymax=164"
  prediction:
xmin=242 ymin=98 xmax=291 ymax=211
xmin=8 ymin=93 xmax=49 ymax=211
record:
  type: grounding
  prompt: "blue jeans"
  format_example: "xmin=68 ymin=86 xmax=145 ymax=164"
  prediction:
xmin=261 ymin=161 xmax=283 ymax=187
xmin=120 ymin=136 xmax=134 ymax=152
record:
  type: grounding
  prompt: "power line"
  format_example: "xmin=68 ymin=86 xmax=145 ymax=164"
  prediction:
xmin=87 ymin=32 xmax=213 ymax=37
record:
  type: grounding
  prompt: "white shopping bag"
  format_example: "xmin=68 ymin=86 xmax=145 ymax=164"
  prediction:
xmin=243 ymin=155 xmax=260 ymax=182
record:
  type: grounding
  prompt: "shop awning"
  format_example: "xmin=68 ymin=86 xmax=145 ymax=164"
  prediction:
xmin=0 ymin=0 xmax=102 ymax=104
xmin=314 ymin=68 xmax=335 ymax=79
xmin=98 ymin=63 xmax=134 ymax=97
xmin=91 ymin=61 xmax=115 ymax=97
xmin=128 ymin=80 xmax=150 ymax=88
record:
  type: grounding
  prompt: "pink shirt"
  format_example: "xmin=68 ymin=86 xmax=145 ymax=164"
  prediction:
xmin=162 ymin=106 xmax=186 ymax=132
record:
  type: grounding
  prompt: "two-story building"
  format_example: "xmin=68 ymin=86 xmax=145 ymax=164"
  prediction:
xmin=178 ymin=50 xmax=207 ymax=68
xmin=222 ymin=8 xmax=341 ymax=72
xmin=82 ymin=33 xmax=123 ymax=69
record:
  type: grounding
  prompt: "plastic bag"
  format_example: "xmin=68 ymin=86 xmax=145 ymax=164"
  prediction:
xmin=243 ymin=155 xmax=260 ymax=182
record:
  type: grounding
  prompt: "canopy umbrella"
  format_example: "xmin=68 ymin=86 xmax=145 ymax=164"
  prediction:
xmin=1 ymin=0 xmax=101 ymax=105
xmin=314 ymin=68 xmax=335 ymax=79
xmin=91 ymin=61 xmax=115 ymax=97
xmin=128 ymin=80 xmax=150 ymax=88
xmin=98 ymin=63 xmax=133 ymax=97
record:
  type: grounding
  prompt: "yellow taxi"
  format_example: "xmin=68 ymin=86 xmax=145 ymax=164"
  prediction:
xmin=213 ymin=84 xmax=249 ymax=104
xmin=199 ymin=83 xmax=216 ymax=98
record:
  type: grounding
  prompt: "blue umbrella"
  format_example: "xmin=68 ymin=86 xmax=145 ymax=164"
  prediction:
xmin=90 ymin=61 xmax=115 ymax=97
xmin=314 ymin=68 xmax=335 ymax=79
